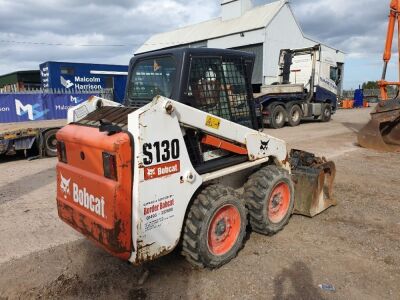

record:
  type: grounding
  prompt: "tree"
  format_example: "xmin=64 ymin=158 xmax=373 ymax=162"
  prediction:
xmin=362 ymin=81 xmax=379 ymax=89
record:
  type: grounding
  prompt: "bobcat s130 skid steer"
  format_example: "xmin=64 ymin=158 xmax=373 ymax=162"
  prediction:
xmin=56 ymin=48 xmax=336 ymax=268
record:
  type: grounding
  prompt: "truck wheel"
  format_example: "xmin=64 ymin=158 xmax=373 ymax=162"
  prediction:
xmin=269 ymin=106 xmax=286 ymax=129
xmin=287 ymin=104 xmax=302 ymax=127
xmin=244 ymin=165 xmax=294 ymax=235
xmin=181 ymin=185 xmax=247 ymax=268
xmin=43 ymin=129 xmax=58 ymax=157
xmin=321 ymin=103 xmax=332 ymax=122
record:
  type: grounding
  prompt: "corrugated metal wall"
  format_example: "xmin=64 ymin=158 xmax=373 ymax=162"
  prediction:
xmin=231 ymin=44 xmax=263 ymax=84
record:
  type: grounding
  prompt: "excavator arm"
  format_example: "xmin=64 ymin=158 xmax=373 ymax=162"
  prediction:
xmin=379 ymin=0 xmax=400 ymax=100
xmin=357 ymin=0 xmax=400 ymax=152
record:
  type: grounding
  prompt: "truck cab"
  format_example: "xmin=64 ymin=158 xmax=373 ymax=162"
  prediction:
xmin=258 ymin=45 xmax=344 ymax=128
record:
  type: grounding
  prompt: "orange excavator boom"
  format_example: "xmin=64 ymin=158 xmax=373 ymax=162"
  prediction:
xmin=380 ymin=0 xmax=400 ymax=100
xmin=357 ymin=0 xmax=400 ymax=152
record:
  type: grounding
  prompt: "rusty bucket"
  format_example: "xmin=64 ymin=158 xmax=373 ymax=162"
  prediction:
xmin=357 ymin=98 xmax=400 ymax=152
xmin=289 ymin=149 xmax=337 ymax=217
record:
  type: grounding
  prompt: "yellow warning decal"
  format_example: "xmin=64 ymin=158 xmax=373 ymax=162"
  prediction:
xmin=205 ymin=115 xmax=220 ymax=129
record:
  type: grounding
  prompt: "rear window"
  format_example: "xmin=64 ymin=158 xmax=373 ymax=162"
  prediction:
xmin=127 ymin=57 xmax=176 ymax=105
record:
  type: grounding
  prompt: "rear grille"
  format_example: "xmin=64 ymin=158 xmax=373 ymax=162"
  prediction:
xmin=76 ymin=107 xmax=137 ymax=130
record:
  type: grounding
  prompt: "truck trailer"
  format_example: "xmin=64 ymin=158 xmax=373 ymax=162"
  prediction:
xmin=257 ymin=45 xmax=344 ymax=128
xmin=0 ymin=91 xmax=110 ymax=158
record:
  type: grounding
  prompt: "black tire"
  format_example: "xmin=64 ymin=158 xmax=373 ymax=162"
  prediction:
xmin=321 ymin=103 xmax=332 ymax=122
xmin=43 ymin=129 xmax=58 ymax=157
xmin=244 ymin=165 xmax=294 ymax=235
xmin=181 ymin=185 xmax=247 ymax=269
xmin=287 ymin=104 xmax=302 ymax=127
xmin=269 ymin=105 xmax=287 ymax=129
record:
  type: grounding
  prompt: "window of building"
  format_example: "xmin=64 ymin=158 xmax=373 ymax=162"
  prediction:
xmin=61 ymin=66 xmax=75 ymax=75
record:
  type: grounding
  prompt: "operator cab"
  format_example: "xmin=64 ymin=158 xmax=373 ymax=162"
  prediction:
xmin=125 ymin=48 xmax=259 ymax=129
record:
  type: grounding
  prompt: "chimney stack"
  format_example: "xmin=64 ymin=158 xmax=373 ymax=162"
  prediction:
xmin=221 ymin=0 xmax=253 ymax=21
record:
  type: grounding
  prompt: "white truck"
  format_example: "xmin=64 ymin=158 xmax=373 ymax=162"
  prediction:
xmin=258 ymin=45 xmax=344 ymax=128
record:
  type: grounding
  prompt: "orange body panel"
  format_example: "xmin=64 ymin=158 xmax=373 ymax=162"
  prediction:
xmin=56 ymin=124 xmax=133 ymax=260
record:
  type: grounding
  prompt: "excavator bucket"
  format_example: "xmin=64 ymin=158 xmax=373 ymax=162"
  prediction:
xmin=290 ymin=149 xmax=336 ymax=217
xmin=357 ymin=98 xmax=400 ymax=152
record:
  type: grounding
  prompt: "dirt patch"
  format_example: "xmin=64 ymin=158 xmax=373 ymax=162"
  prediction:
xmin=0 ymin=108 xmax=398 ymax=299
xmin=1 ymin=149 xmax=399 ymax=299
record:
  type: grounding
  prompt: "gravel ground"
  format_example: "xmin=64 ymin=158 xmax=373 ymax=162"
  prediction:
xmin=0 ymin=107 xmax=399 ymax=300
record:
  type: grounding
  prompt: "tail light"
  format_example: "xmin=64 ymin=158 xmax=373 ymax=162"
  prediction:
xmin=56 ymin=141 xmax=67 ymax=163
xmin=103 ymin=152 xmax=117 ymax=180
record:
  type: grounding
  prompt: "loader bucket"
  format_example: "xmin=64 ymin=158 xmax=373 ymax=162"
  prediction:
xmin=289 ymin=149 xmax=336 ymax=217
xmin=357 ymin=98 xmax=400 ymax=152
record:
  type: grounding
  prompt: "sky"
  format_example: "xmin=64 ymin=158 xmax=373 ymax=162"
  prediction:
xmin=0 ymin=0 xmax=396 ymax=89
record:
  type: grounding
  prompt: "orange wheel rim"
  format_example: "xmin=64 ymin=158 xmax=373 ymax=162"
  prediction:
xmin=207 ymin=204 xmax=241 ymax=256
xmin=268 ymin=182 xmax=290 ymax=223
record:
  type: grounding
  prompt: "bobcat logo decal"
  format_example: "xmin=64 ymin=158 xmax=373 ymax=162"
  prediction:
xmin=146 ymin=168 xmax=156 ymax=178
xmin=260 ymin=140 xmax=270 ymax=154
xmin=60 ymin=173 xmax=71 ymax=199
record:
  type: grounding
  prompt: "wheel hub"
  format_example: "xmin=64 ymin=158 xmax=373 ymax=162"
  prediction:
xmin=292 ymin=110 xmax=300 ymax=121
xmin=214 ymin=218 xmax=230 ymax=241
xmin=276 ymin=112 xmax=283 ymax=123
xmin=207 ymin=204 xmax=241 ymax=256
xmin=215 ymin=219 xmax=227 ymax=235
xmin=271 ymin=193 xmax=282 ymax=209
xmin=268 ymin=182 xmax=291 ymax=224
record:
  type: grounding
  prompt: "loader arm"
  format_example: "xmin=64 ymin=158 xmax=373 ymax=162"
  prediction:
xmin=158 ymin=98 xmax=288 ymax=164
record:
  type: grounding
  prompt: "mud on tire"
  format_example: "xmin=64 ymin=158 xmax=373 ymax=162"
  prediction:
xmin=181 ymin=184 xmax=247 ymax=269
xmin=244 ymin=165 xmax=294 ymax=235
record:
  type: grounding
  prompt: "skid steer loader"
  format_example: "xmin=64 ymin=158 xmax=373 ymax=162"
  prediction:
xmin=358 ymin=0 xmax=400 ymax=152
xmin=56 ymin=48 xmax=336 ymax=268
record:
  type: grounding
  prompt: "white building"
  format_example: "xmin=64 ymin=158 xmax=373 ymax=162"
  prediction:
xmin=136 ymin=0 xmax=345 ymax=88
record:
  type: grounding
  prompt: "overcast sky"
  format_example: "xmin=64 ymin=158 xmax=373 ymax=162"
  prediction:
xmin=0 ymin=0 xmax=395 ymax=89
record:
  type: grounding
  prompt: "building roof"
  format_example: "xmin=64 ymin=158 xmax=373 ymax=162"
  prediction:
xmin=0 ymin=70 xmax=41 ymax=87
xmin=0 ymin=70 xmax=39 ymax=78
xmin=135 ymin=0 xmax=286 ymax=54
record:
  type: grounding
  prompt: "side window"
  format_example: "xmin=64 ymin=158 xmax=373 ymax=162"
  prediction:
xmin=61 ymin=67 xmax=74 ymax=75
xmin=330 ymin=66 xmax=338 ymax=82
xmin=187 ymin=57 xmax=253 ymax=127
